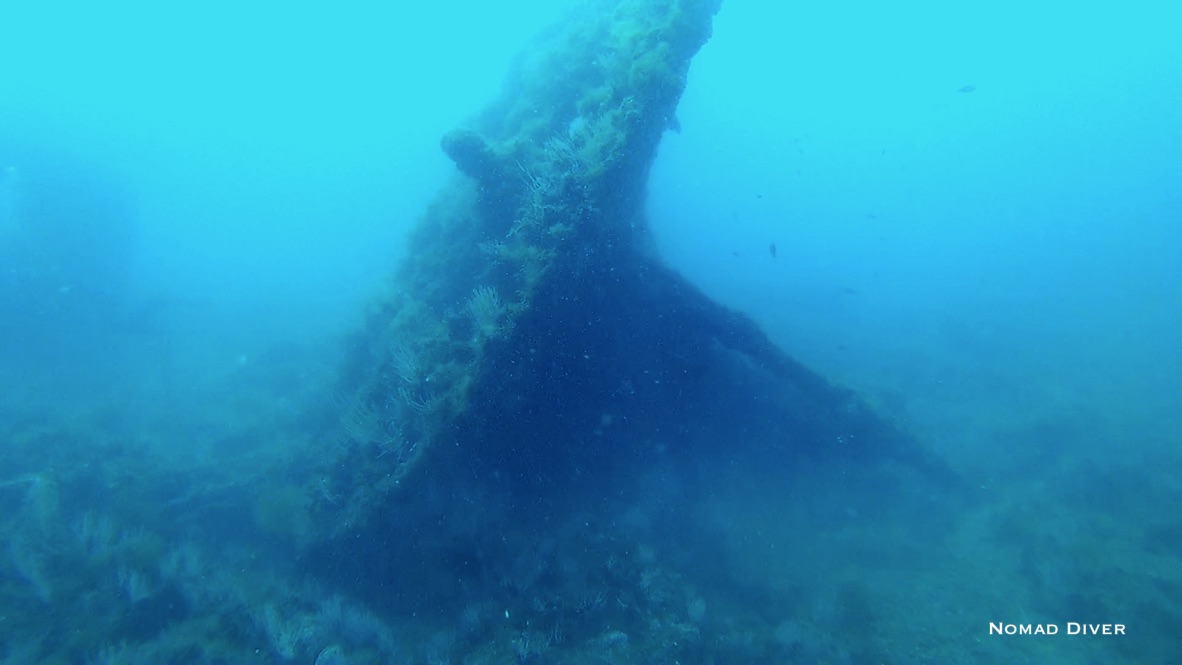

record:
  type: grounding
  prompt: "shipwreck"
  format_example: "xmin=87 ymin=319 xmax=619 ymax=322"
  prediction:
xmin=306 ymin=0 xmax=957 ymax=617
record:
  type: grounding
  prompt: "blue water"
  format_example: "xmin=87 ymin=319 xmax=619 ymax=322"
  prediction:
xmin=2 ymin=0 xmax=1180 ymax=662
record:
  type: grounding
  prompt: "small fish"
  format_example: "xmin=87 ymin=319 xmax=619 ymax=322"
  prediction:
xmin=768 ymin=242 xmax=777 ymax=259
xmin=957 ymin=84 xmax=977 ymax=93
